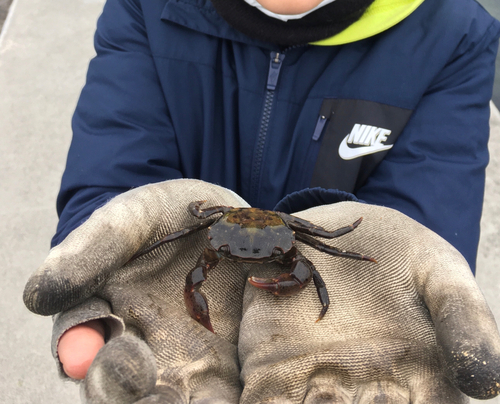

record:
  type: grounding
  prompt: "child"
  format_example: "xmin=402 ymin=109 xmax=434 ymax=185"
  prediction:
xmin=33 ymin=0 xmax=500 ymax=393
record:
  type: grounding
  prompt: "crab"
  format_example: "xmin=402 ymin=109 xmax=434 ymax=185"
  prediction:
xmin=131 ymin=201 xmax=376 ymax=332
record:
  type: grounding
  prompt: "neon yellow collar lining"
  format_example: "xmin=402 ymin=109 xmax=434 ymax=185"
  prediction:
xmin=312 ymin=0 xmax=425 ymax=46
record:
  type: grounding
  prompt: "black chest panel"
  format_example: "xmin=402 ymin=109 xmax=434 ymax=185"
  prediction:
xmin=311 ymin=99 xmax=413 ymax=193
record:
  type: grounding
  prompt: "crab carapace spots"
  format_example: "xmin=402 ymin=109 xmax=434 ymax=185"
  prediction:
xmin=225 ymin=208 xmax=284 ymax=229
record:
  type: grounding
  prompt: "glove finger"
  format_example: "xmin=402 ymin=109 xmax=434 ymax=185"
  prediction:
xmin=355 ymin=379 xmax=467 ymax=404
xmin=417 ymin=241 xmax=500 ymax=399
xmin=408 ymin=375 xmax=468 ymax=404
xmin=135 ymin=390 xmax=236 ymax=404
xmin=23 ymin=179 xmax=248 ymax=315
xmin=82 ymin=335 xmax=157 ymax=404
xmin=134 ymin=385 xmax=186 ymax=403
xmin=132 ymin=387 xmax=239 ymax=404
xmin=135 ymin=393 xmax=182 ymax=404
xmin=24 ymin=186 xmax=159 ymax=315
xmin=302 ymin=375 xmax=352 ymax=404
xmin=348 ymin=381 xmax=408 ymax=404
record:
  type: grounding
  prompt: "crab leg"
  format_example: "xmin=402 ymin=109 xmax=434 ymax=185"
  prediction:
xmin=248 ymin=254 xmax=312 ymax=296
xmin=295 ymin=232 xmax=377 ymax=262
xmin=189 ymin=201 xmax=232 ymax=219
xmin=129 ymin=219 xmax=216 ymax=262
xmin=248 ymin=249 xmax=330 ymax=321
xmin=311 ymin=268 xmax=330 ymax=321
xmin=184 ymin=247 xmax=221 ymax=333
xmin=279 ymin=212 xmax=363 ymax=239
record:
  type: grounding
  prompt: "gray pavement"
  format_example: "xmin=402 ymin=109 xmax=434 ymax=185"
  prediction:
xmin=0 ymin=0 xmax=499 ymax=403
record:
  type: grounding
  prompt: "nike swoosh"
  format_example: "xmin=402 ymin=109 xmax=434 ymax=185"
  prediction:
xmin=338 ymin=135 xmax=393 ymax=160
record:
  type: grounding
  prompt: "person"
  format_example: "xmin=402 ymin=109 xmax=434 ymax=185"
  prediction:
xmin=23 ymin=0 xmax=500 ymax=402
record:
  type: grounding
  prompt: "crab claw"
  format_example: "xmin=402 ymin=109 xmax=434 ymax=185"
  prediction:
xmin=184 ymin=288 xmax=215 ymax=333
xmin=197 ymin=314 xmax=215 ymax=334
xmin=248 ymin=276 xmax=279 ymax=294
xmin=248 ymin=274 xmax=306 ymax=296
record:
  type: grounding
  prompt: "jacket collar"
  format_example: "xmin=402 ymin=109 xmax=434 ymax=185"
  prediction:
xmin=161 ymin=0 xmax=425 ymax=46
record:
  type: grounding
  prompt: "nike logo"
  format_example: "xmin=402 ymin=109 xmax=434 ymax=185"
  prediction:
xmin=338 ymin=124 xmax=393 ymax=160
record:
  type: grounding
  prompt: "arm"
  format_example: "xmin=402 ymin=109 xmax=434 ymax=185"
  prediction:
xmin=53 ymin=0 xmax=181 ymax=247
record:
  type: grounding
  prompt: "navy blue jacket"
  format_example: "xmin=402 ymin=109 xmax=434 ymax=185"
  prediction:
xmin=54 ymin=0 xmax=500 ymax=273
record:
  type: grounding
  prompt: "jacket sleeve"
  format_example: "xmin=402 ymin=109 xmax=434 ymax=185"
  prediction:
xmin=52 ymin=0 xmax=181 ymax=247
xmin=356 ymin=17 xmax=500 ymax=273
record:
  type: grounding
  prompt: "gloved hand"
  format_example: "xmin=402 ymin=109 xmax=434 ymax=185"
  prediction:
xmin=238 ymin=202 xmax=500 ymax=403
xmin=23 ymin=179 xmax=250 ymax=403
xmin=24 ymin=179 xmax=500 ymax=403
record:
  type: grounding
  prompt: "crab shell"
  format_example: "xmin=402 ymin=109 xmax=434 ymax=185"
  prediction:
xmin=207 ymin=208 xmax=294 ymax=262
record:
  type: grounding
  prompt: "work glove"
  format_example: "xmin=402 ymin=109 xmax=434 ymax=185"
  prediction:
xmin=238 ymin=202 xmax=500 ymax=403
xmin=23 ymin=179 xmax=250 ymax=403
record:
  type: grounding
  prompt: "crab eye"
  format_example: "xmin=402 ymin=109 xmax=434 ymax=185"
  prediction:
xmin=272 ymin=247 xmax=284 ymax=257
xmin=219 ymin=245 xmax=230 ymax=255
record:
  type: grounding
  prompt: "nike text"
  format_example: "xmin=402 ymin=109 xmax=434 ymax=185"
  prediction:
xmin=338 ymin=124 xmax=393 ymax=160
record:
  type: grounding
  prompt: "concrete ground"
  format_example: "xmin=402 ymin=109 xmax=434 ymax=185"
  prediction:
xmin=0 ymin=0 xmax=499 ymax=403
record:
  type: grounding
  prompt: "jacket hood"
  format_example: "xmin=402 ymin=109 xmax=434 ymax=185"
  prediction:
xmin=313 ymin=0 xmax=426 ymax=45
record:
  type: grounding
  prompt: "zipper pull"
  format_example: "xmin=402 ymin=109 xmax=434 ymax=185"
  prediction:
xmin=312 ymin=111 xmax=335 ymax=141
xmin=312 ymin=115 xmax=328 ymax=141
xmin=312 ymin=102 xmax=335 ymax=141
xmin=267 ymin=51 xmax=285 ymax=91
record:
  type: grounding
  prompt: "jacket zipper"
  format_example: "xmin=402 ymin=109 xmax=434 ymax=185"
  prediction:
xmin=250 ymin=51 xmax=285 ymax=203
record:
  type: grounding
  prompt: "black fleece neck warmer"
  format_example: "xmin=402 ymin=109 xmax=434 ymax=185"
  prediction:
xmin=210 ymin=0 xmax=376 ymax=46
